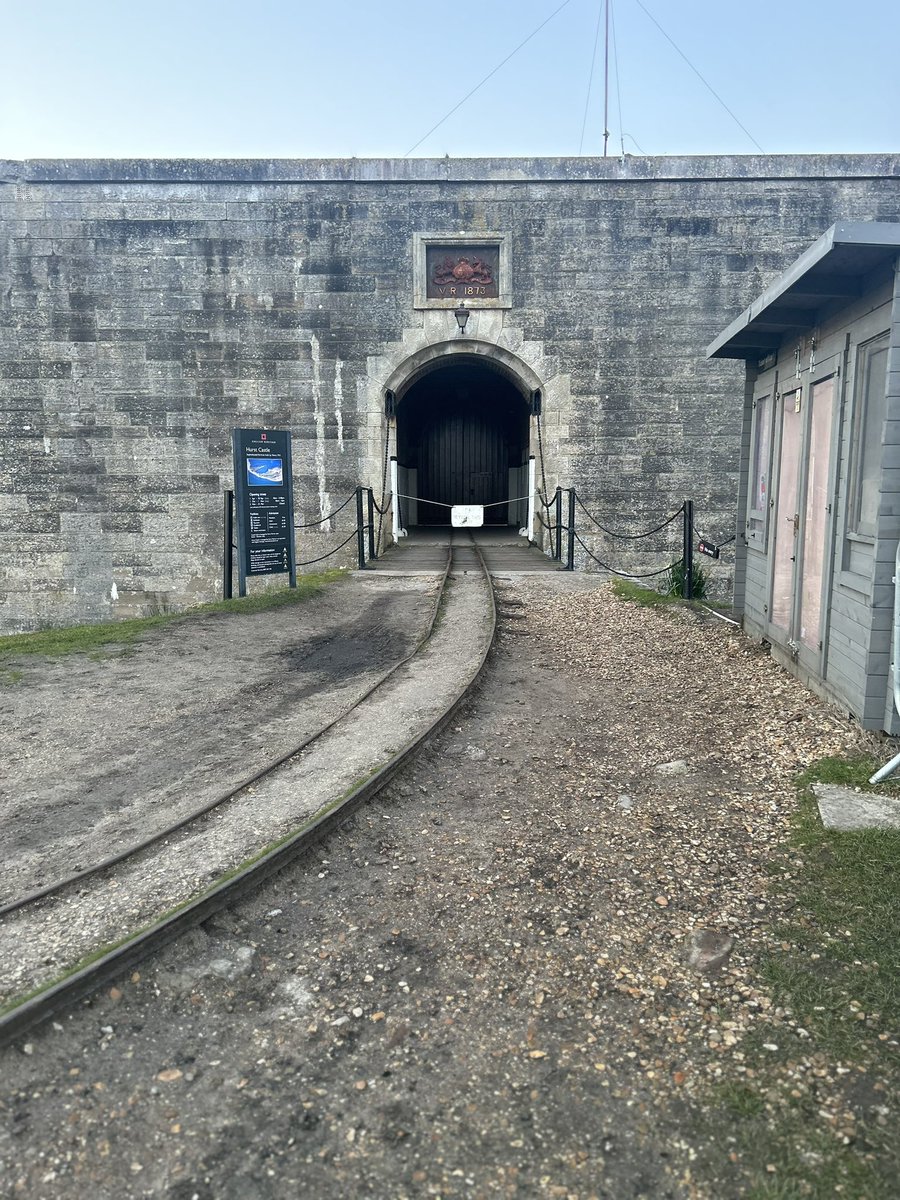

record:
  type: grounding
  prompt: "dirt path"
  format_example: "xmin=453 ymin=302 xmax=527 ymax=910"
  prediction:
xmin=0 ymin=565 xmax=497 ymax=1005
xmin=0 ymin=574 xmax=436 ymax=904
xmin=0 ymin=578 xmax=881 ymax=1199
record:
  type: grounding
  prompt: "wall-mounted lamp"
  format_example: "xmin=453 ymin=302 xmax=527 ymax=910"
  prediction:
xmin=454 ymin=302 xmax=470 ymax=335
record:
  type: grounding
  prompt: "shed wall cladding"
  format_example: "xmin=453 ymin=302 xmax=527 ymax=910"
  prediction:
xmin=738 ymin=265 xmax=900 ymax=731
xmin=1 ymin=156 xmax=900 ymax=632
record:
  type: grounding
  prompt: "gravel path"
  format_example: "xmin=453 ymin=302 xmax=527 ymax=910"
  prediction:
xmin=0 ymin=579 xmax=883 ymax=1199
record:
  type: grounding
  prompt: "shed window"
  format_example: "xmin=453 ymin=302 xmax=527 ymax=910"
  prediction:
xmin=747 ymin=391 xmax=772 ymax=546
xmin=849 ymin=334 xmax=889 ymax=539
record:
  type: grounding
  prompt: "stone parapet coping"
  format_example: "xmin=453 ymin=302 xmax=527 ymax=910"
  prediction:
xmin=1 ymin=154 xmax=899 ymax=185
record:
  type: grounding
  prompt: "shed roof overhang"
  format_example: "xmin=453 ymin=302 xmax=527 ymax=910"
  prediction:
xmin=706 ymin=221 xmax=900 ymax=361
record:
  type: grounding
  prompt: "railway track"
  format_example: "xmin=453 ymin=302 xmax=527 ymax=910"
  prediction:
xmin=0 ymin=533 xmax=498 ymax=1046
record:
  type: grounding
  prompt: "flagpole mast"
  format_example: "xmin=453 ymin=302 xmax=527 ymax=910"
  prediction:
xmin=603 ymin=0 xmax=610 ymax=156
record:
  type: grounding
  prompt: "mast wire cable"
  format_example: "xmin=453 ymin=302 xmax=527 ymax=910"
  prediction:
xmin=632 ymin=0 xmax=764 ymax=153
xmin=404 ymin=0 xmax=575 ymax=156
xmin=610 ymin=0 xmax=627 ymax=156
xmin=578 ymin=2 xmax=605 ymax=155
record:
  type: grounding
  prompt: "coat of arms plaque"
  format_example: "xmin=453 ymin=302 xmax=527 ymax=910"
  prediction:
xmin=425 ymin=244 xmax=500 ymax=300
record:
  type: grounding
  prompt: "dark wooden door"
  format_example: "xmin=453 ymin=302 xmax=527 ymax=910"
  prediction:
xmin=418 ymin=409 xmax=508 ymax=525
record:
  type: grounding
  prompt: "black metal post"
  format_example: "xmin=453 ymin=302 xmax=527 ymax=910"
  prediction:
xmin=682 ymin=499 xmax=694 ymax=600
xmin=223 ymin=489 xmax=234 ymax=600
xmin=554 ymin=486 xmax=562 ymax=560
xmin=356 ymin=486 xmax=368 ymax=570
xmin=367 ymin=488 xmax=377 ymax=561
xmin=566 ymin=488 xmax=576 ymax=571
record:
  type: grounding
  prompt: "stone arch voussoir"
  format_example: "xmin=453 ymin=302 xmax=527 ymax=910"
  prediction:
xmin=383 ymin=339 xmax=544 ymax=405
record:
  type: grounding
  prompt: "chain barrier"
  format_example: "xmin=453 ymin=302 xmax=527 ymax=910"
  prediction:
xmin=295 ymin=529 xmax=361 ymax=568
xmin=574 ymin=532 xmax=680 ymax=579
xmin=693 ymin=524 xmax=736 ymax=549
xmin=294 ymin=490 xmax=356 ymax=529
xmin=231 ymin=471 xmax=724 ymax=590
xmin=575 ymin=494 xmax=684 ymax=540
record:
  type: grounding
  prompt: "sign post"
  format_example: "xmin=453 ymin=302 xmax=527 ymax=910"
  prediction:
xmin=232 ymin=429 xmax=297 ymax=597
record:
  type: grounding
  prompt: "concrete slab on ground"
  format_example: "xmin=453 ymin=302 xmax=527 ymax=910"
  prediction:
xmin=369 ymin=527 xmax=562 ymax=574
xmin=813 ymin=782 xmax=900 ymax=830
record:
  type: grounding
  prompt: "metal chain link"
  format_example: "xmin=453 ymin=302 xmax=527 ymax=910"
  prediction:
xmin=375 ymin=419 xmax=392 ymax=554
xmin=295 ymin=530 xmax=359 ymax=567
xmin=574 ymin=532 xmax=680 ymax=579
xmin=535 ymin=409 xmax=556 ymax=554
xmin=575 ymin=494 xmax=684 ymax=541
xmin=692 ymin=524 xmax=736 ymax=549
xmin=295 ymin=490 xmax=356 ymax=529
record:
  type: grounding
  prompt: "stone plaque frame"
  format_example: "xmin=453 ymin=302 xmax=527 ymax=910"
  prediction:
xmin=413 ymin=232 xmax=511 ymax=310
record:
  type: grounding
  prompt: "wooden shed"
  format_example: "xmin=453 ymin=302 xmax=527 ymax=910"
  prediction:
xmin=708 ymin=222 xmax=900 ymax=733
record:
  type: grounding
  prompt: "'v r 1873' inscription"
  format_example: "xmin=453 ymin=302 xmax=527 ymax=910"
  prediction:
xmin=435 ymin=285 xmax=490 ymax=297
xmin=425 ymin=244 xmax=500 ymax=301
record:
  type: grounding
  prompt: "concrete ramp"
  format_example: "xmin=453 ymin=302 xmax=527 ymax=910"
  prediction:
xmin=370 ymin=528 xmax=561 ymax=574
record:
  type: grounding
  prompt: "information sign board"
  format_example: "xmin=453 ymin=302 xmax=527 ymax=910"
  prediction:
xmin=232 ymin=429 xmax=297 ymax=595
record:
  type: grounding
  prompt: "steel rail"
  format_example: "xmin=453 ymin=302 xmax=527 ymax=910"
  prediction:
xmin=0 ymin=535 xmax=498 ymax=1046
xmin=0 ymin=551 xmax=455 ymax=919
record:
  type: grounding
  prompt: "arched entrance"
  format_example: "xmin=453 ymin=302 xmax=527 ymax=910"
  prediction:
xmin=395 ymin=356 xmax=531 ymax=528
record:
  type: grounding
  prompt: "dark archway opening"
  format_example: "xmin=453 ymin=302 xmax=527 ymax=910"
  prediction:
xmin=397 ymin=359 xmax=530 ymax=527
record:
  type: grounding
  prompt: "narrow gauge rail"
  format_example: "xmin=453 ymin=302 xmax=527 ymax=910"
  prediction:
xmin=0 ymin=535 xmax=498 ymax=1046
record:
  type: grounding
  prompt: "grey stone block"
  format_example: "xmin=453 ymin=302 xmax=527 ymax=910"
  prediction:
xmin=2 ymin=155 xmax=900 ymax=629
xmin=813 ymin=783 xmax=900 ymax=831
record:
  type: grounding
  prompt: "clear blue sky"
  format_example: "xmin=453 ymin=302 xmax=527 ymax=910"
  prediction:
xmin=1 ymin=0 xmax=898 ymax=160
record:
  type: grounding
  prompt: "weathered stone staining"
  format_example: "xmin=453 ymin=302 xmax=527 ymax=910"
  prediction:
xmin=1 ymin=155 xmax=899 ymax=632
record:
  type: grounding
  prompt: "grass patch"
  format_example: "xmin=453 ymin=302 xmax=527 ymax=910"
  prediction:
xmin=665 ymin=558 xmax=709 ymax=599
xmin=769 ymin=756 xmax=900 ymax=1056
xmin=610 ymin=578 xmax=674 ymax=607
xmin=0 ymin=667 xmax=24 ymax=686
xmin=710 ymin=1079 xmax=767 ymax=1119
xmin=0 ymin=570 xmax=344 ymax=661
xmin=694 ymin=754 xmax=900 ymax=1198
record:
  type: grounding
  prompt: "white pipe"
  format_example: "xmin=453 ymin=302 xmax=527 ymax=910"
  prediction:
xmin=521 ymin=456 xmax=536 ymax=541
xmin=870 ymin=537 xmax=900 ymax=783
xmin=699 ymin=603 xmax=741 ymax=627
xmin=390 ymin=457 xmax=402 ymax=543
xmin=870 ymin=747 xmax=900 ymax=785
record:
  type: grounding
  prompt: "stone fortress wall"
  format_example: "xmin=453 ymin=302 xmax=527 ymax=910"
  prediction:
xmin=1 ymin=155 xmax=899 ymax=631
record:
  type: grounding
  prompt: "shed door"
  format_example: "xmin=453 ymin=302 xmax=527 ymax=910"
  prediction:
xmin=798 ymin=376 xmax=835 ymax=652
xmin=771 ymin=387 xmax=802 ymax=633
xmin=769 ymin=368 xmax=837 ymax=663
